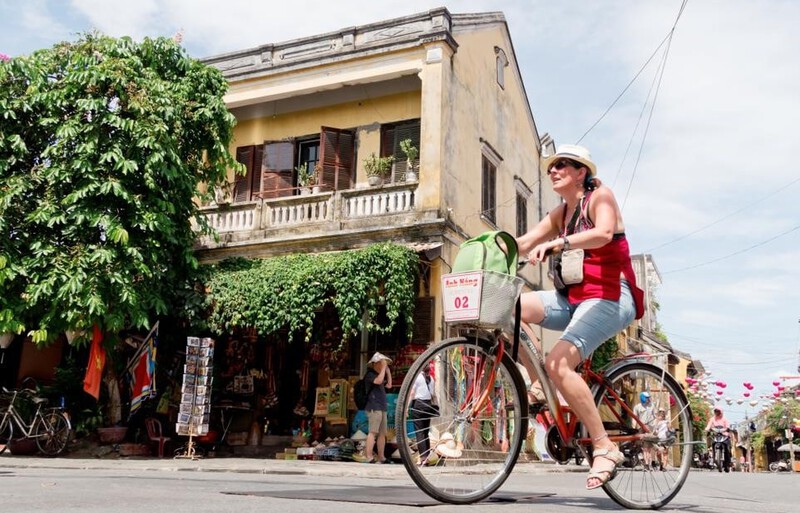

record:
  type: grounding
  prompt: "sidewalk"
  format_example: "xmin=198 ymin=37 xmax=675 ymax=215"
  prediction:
xmin=1 ymin=453 xmax=583 ymax=477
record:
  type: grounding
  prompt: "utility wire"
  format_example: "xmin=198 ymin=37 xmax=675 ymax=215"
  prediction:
xmin=662 ymin=223 xmax=800 ymax=274
xmin=577 ymin=0 xmax=688 ymax=145
xmin=646 ymin=176 xmax=800 ymax=252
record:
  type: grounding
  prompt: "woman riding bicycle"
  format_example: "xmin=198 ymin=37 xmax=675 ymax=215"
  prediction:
xmin=516 ymin=144 xmax=645 ymax=490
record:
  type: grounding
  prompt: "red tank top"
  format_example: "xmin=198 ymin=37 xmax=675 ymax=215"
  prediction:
xmin=560 ymin=192 xmax=644 ymax=318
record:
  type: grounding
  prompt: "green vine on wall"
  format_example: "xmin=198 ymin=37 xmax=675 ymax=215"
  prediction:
xmin=200 ymin=243 xmax=419 ymax=344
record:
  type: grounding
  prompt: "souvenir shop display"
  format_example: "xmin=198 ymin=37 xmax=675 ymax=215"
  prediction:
xmin=175 ymin=336 xmax=214 ymax=459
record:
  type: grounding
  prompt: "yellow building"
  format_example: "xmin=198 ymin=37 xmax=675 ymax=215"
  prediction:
xmin=194 ymin=8 xmax=553 ymax=445
xmin=197 ymin=8 xmax=551 ymax=350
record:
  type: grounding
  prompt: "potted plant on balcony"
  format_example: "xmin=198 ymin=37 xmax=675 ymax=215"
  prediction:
xmin=399 ymin=139 xmax=419 ymax=182
xmin=296 ymin=163 xmax=313 ymax=195
xmin=363 ymin=153 xmax=394 ymax=186
xmin=312 ymin=162 xmax=323 ymax=194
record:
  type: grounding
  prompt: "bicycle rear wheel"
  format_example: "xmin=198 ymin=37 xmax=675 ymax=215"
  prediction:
xmin=592 ymin=362 xmax=692 ymax=509
xmin=395 ymin=336 xmax=527 ymax=504
xmin=35 ymin=409 xmax=71 ymax=456
xmin=0 ymin=414 xmax=13 ymax=455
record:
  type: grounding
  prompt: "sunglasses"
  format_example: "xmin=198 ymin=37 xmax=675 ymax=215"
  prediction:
xmin=548 ymin=158 xmax=584 ymax=173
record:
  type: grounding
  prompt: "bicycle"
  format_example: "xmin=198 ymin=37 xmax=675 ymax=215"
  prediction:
xmin=0 ymin=387 xmax=72 ymax=457
xmin=395 ymin=268 xmax=693 ymax=509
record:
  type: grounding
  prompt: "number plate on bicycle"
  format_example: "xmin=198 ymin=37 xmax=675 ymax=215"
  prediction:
xmin=442 ymin=272 xmax=484 ymax=322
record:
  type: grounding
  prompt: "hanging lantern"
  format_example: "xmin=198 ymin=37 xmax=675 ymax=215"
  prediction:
xmin=749 ymin=400 xmax=758 ymax=407
xmin=773 ymin=381 xmax=781 ymax=387
xmin=716 ymin=390 xmax=724 ymax=395
xmin=736 ymin=399 xmax=743 ymax=404
xmin=743 ymin=392 xmax=750 ymax=397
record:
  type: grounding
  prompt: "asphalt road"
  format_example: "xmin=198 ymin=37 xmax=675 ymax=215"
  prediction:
xmin=0 ymin=467 xmax=796 ymax=513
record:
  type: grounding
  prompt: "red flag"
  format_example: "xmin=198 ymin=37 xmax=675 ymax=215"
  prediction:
xmin=83 ymin=325 xmax=106 ymax=400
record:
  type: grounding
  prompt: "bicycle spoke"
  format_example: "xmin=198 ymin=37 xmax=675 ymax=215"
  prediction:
xmin=592 ymin=362 xmax=692 ymax=509
xmin=395 ymin=337 xmax=527 ymax=504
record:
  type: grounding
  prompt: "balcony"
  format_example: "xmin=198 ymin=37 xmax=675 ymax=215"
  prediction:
xmin=196 ymin=181 xmax=436 ymax=252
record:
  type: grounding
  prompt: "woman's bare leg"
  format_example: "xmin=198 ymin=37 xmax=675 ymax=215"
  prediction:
xmin=545 ymin=340 xmax=618 ymax=488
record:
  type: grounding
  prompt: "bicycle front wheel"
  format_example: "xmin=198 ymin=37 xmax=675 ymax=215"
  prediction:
xmin=0 ymin=414 xmax=13 ymax=455
xmin=395 ymin=336 xmax=527 ymax=504
xmin=593 ymin=362 xmax=693 ymax=509
xmin=34 ymin=409 xmax=71 ymax=456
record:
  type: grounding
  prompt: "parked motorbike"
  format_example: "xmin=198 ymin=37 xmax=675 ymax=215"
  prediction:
xmin=708 ymin=427 xmax=731 ymax=473
xmin=769 ymin=459 xmax=791 ymax=472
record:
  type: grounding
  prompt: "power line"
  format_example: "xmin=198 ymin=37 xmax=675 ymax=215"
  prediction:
xmin=646 ymin=175 xmax=800 ymax=252
xmin=661 ymin=223 xmax=800 ymax=274
xmin=576 ymin=0 xmax=688 ymax=145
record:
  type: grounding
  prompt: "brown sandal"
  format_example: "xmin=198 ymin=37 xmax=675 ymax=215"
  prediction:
xmin=586 ymin=446 xmax=625 ymax=490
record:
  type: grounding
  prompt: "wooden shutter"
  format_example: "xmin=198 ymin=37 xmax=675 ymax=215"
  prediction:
xmin=411 ymin=297 xmax=435 ymax=346
xmin=260 ymin=141 xmax=295 ymax=199
xmin=319 ymin=127 xmax=355 ymax=191
xmin=234 ymin=146 xmax=254 ymax=203
xmin=482 ymin=156 xmax=496 ymax=224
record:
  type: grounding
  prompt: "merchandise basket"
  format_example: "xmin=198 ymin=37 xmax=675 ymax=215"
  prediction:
xmin=441 ymin=270 xmax=524 ymax=331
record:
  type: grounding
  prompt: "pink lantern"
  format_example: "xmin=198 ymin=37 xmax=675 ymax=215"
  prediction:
xmin=686 ymin=378 xmax=696 ymax=384
xmin=743 ymin=392 xmax=750 ymax=397
xmin=773 ymin=381 xmax=780 ymax=387
xmin=743 ymin=382 xmax=751 ymax=388
xmin=716 ymin=390 xmax=723 ymax=396
xmin=716 ymin=381 xmax=727 ymax=388
xmin=778 ymin=386 xmax=785 ymax=391
xmin=773 ymin=391 xmax=780 ymax=397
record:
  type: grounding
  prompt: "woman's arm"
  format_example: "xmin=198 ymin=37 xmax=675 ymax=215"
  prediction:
xmin=564 ymin=186 xmax=619 ymax=250
xmin=516 ymin=205 xmax=562 ymax=256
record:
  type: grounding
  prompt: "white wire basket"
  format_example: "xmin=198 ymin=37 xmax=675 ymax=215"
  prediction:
xmin=441 ymin=270 xmax=524 ymax=330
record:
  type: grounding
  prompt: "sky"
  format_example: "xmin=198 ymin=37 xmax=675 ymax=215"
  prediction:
xmin=2 ymin=0 xmax=799 ymax=423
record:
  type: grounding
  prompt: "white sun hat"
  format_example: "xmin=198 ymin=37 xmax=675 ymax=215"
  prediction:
xmin=369 ymin=352 xmax=392 ymax=364
xmin=541 ymin=144 xmax=597 ymax=177
xmin=434 ymin=432 xmax=463 ymax=458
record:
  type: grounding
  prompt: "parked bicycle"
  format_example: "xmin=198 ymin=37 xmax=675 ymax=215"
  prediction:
xmin=395 ymin=267 xmax=693 ymax=509
xmin=0 ymin=387 xmax=72 ymax=456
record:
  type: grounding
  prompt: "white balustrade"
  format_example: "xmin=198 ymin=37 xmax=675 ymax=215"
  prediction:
xmin=198 ymin=183 xmax=417 ymax=234
xmin=268 ymin=196 xmax=333 ymax=227
xmin=344 ymin=187 xmax=415 ymax=218
xmin=204 ymin=204 xmax=257 ymax=232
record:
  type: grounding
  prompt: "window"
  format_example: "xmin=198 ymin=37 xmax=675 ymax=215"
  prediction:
xmin=514 ymin=177 xmax=532 ymax=237
xmin=296 ymin=139 xmax=320 ymax=184
xmin=494 ymin=47 xmax=508 ymax=89
xmin=380 ymin=119 xmax=421 ymax=182
xmin=232 ymin=126 xmax=355 ymax=203
xmin=516 ymin=193 xmax=527 ymax=236
xmin=481 ymin=155 xmax=497 ymax=224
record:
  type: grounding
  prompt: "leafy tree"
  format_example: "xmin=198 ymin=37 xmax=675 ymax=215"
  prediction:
xmin=0 ymin=33 xmax=239 ymax=344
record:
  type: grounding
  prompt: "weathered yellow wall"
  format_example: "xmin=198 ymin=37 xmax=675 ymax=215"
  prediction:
xmin=440 ymin=26 xmax=541 ymax=239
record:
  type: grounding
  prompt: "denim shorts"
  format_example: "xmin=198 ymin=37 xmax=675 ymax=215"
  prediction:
xmin=536 ymin=280 xmax=636 ymax=360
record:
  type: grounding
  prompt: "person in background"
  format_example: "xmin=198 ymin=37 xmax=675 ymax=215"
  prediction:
xmin=654 ymin=408 xmax=671 ymax=470
xmin=705 ymin=406 xmax=732 ymax=472
xmin=364 ymin=352 xmax=392 ymax=464
xmin=409 ymin=365 xmax=436 ymax=465
xmin=633 ymin=391 xmax=657 ymax=468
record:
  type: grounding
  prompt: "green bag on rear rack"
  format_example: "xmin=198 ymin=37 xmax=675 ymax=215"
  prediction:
xmin=451 ymin=231 xmax=518 ymax=276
